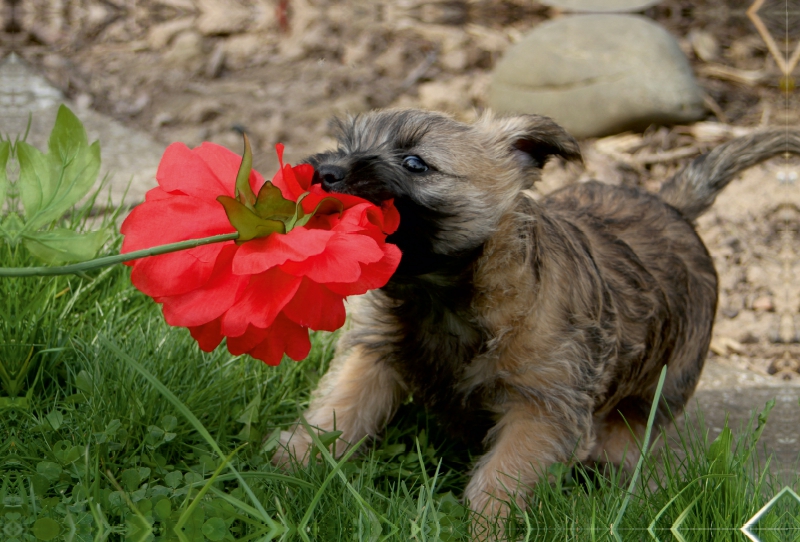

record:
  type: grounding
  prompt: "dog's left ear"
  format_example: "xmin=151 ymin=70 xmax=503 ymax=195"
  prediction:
xmin=479 ymin=113 xmax=582 ymax=171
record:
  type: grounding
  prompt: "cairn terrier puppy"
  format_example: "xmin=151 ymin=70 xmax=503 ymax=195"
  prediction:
xmin=272 ymin=109 xmax=797 ymax=521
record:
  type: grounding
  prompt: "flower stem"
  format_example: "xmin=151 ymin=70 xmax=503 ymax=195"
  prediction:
xmin=0 ymin=233 xmax=239 ymax=277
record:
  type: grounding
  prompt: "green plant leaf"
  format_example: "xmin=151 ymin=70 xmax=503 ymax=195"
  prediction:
xmin=234 ymin=132 xmax=256 ymax=207
xmin=32 ymin=517 xmax=62 ymax=541
xmin=254 ymin=181 xmax=296 ymax=220
xmin=202 ymin=517 xmax=229 ymax=542
xmin=49 ymin=104 xmax=88 ymax=160
xmin=23 ymin=228 xmax=108 ymax=264
xmin=217 ymin=195 xmax=285 ymax=243
xmin=16 ymin=106 xmax=101 ymax=230
xmin=290 ymin=195 xmax=344 ymax=230
xmin=0 ymin=140 xmax=9 ymax=206
xmin=17 ymin=141 xmax=53 ymax=220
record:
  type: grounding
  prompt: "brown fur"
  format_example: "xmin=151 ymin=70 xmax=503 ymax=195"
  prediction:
xmin=271 ymin=109 xmax=800 ymax=530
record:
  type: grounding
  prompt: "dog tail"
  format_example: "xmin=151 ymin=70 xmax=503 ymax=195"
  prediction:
xmin=659 ymin=129 xmax=800 ymax=220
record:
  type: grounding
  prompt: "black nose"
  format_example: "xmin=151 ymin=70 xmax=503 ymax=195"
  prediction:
xmin=314 ymin=164 xmax=347 ymax=191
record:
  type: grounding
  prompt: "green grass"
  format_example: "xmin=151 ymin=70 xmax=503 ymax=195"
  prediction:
xmin=1 ymin=229 xmax=797 ymax=542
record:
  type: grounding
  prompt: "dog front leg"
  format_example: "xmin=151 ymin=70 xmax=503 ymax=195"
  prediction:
xmin=272 ymin=345 xmax=404 ymax=467
xmin=464 ymin=401 xmax=592 ymax=535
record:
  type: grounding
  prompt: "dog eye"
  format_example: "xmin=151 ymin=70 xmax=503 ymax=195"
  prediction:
xmin=402 ymin=155 xmax=429 ymax=173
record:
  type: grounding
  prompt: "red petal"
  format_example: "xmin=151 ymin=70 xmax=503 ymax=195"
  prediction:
xmin=120 ymin=196 xmax=234 ymax=252
xmin=280 ymin=233 xmax=383 ymax=283
xmin=226 ymin=324 xmax=267 ymax=355
xmin=221 ymin=268 xmax=302 ymax=337
xmin=189 ymin=319 xmax=224 ymax=352
xmin=144 ymin=187 xmax=172 ymax=202
xmin=246 ymin=315 xmax=312 ymax=365
xmin=232 ymin=228 xmax=334 ymax=275
xmin=380 ymin=200 xmax=401 ymax=234
xmin=160 ymin=245 xmax=249 ymax=327
xmin=194 ymin=142 xmax=265 ymax=196
xmin=282 ymin=278 xmax=346 ymax=331
xmin=325 ymin=243 xmax=401 ymax=296
xmin=129 ymin=248 xmax=221 ymax=297
xmin=156 ymin=143 xmax=231 ymax=199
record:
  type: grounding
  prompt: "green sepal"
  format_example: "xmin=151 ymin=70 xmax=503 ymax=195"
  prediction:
xmin=291 ymin=196 xmax=344 ymax=229
xmin=234 ymin=133 xmax=256 ymax=208
xmin=254 ymin=181 xmax=296 ymax=220
xmin=0 ymin=140 xmax=9 ymax=207
xmin=22 ymin=228 xmax=108 ymax=264
xmin=217 ymin=195 xmax=285 ymax=244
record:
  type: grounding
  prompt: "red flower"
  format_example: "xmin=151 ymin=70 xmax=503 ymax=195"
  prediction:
xmin=121 ymin=142 xmax=400 ymax=365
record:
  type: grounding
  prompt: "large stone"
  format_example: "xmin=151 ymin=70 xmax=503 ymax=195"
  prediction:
xmin=489 ymin=14 xmax=706 ymax=138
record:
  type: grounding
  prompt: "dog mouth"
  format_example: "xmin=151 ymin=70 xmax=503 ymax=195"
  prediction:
xmin=311 ymin=168 xmax=395 ymax=207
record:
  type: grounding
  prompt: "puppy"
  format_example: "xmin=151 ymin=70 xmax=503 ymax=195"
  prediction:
xmin=272 ymin=110 xmax=798 ymax=522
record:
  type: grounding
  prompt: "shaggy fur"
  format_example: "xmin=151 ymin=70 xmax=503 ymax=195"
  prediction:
xmin=271 ymin=109 xmax=800 ymax=525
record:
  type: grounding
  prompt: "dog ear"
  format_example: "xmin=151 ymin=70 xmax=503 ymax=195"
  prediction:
xmin=480 ymin=113 xmax=583 ymax=170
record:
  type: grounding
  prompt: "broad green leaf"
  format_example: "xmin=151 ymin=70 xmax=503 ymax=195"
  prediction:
xmin=0 ymin=140 xmax=9 ymax=206
xmin=23 ymin=228 xmax=108 ymax=264
xmin=202 ymin=517 xmax=228 ymax=542
xmin=17 ymin=141 xmax=53 ymax=219
xmin=31 ymin=141 xmax=101 ymax=229
xmin=153 ymin=498 xmax=172 ymax=521
xmin=235 ymin=394 xmax=261 ymax=425
xmin=254 ymin=180 xmax=295 ymax=220
xmin=48 ymin=104 xmax=89 ymax=161
xmin=32 ymin=517 xmax=62 ymax=541
xmin=234 ymin=132 xmax=256 ymax=207
xmin=17 ymin=106 xmax=101 ymax=230
xmin=217 ymin=195 xmax=285 ymax=243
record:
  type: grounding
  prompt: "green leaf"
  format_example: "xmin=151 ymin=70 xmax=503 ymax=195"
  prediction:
xmin=153 ymin=498 xmax=172 ymax=521
xmin=36 ymin=141 xmax=101 ymax=229
xmin=17 ymin=141 xmax=53 ymax=220
xmin=23 ymin=228 xmax=108 ymax=264
xmin=254 ymin=181 xmax=296 ymax=220
xmin=164 ymin=471 xmax=183 ymax=489
xmin=16 ymin=106 xmax=101 ymax=230
xmin=0 ymin=140 xmax=9 ymax=206
xmin=234 ymin=132 xmax=256 ymax=207
xmin=235 ymin=395 xmax=261 ymax=426
xmin=707 ymin=423 xmax=733 ymax=474
xmin=217 ymin=195 xmax=285 ymax=243
xmin=121 ymin=468 xmax=143 ymax=491
xmin=289 ymin=195 xmax=344 ymax=230
xmin=49 ymin=104 xmax=89 ymax=160
xmin=36 ymin=461 xmax=63 ymax=482
xmin=45 ymin=410 xmax=63 ymax=431
xmin=202 ymin=517 xmax=228 ymax=542
xmin=32 ymin=517 xmax=62 ymax=541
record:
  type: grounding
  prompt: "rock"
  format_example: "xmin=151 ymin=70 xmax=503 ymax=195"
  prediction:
xmin=222 ymin=34 xmax=265 ymax=70
xmin=196 ymin=0 xmax=251 ymax=36
xmin=752 ymin=296 xmax=775 ymax=312
xmin=147 ymin=18 xmax=195 ymax=50
xmin=163 ymin=31 xmax=205 ymax=70
xmin=688 ymin=29 xmax=719 ymax=61
xmin=538 ymin=0 xmax=662 ymax=12
xmin=489 ymin=14 xmax=706 ymax=138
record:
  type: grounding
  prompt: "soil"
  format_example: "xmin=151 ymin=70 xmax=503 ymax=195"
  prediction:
xmin=3 ymin=1 xmax=800 ymax=403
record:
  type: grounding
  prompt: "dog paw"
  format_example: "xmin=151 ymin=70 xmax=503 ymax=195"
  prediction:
xmin=270 ymin=428 xmax=313 ymax=469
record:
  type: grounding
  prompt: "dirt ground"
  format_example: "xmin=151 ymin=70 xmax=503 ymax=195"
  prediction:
xmin=4 ymin=0 xmax=800 ymax=383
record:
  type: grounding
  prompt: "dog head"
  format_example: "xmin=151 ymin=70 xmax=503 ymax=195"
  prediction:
xmin=304 ymin=109 xmax=581 ymax=276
